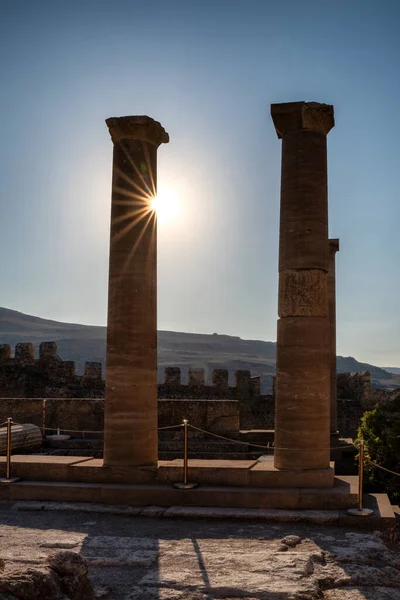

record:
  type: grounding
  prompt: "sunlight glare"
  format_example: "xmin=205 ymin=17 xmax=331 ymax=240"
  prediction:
xmin=151 ymin=185 xmax=180 ymax=225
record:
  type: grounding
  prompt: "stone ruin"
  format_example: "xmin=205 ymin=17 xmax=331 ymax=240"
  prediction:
xmin=0 ymin=102 xmax=395 ymax=517
xmin=1 ymin=340 xmax=398 ymax=441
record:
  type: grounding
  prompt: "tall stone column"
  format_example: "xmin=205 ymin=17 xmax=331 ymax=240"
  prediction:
xmin=104 ymin=116 xmax=169 ymax=467
xmin=271 ymin=101 xmax=335 ymax=470
xmin=328 ymin=238 xmax=339 ymax=434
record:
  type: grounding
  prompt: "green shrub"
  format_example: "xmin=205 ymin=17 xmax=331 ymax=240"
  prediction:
xmin=355 ymin=396 xmax=400 ymax=503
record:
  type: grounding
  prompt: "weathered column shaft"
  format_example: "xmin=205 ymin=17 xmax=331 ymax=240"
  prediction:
xmin=103 ymin=116 xmax=169 ymax=467
xmin=271 ymin=101 xmax=334 ymax=470
xmin=328 ymin=238 xmax=339 ymax=434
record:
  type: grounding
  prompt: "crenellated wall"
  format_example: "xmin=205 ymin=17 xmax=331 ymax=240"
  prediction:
xmin=0 ymin=342 xmax=104 ymax=398
xmin=0 ymin=342 xmax=268 ymax=402
xmin=1 ymin=342 xmax=398 ymax=439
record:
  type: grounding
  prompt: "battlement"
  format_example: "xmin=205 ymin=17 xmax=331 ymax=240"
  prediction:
xmin=0 ymin=341 xmax=396 ymax=415
xmin=0 ymin=342 xmax=103 ymax=398
xmin=0 ymin=343 xmax=273 ymax=400
xmin=0 ymin=341 xmax=398 ymax=440
xmin=161 ymin=367 xmax=264 ymax=398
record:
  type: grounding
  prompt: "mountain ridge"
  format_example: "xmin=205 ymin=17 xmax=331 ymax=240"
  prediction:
xmin=1 ymin=307 xmax=399 ymax=390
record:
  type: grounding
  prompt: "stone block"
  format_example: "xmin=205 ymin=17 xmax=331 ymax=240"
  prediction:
xmin=251 ymin=376 xmax=260 ymax=395
xmin=278 ymin=269 xmax=328 ymax=317
xmin=8 ymin=481 xmax=103 ymax=503
xmin=158 ymin=399 xmax=206 ymax=429
xmin=15 ymin=343 xmax=34 ymax=361
xmin=100 ymin=484 xmax=198 ymax=507
xmin=249 ymin=460 xmax=335 ymax=488
xmin=0 ymin=344 xmax=11 ymax=362
xmin=235 ymin=370 xmax=251 ymax=395
xmin=59 ymin=361 xmax=76 ymax=378
xmin=0 ymin=456 xmax=93 ymax=482
xmin=69 ymin=460 xmax=157 ymax=484
xmin=39 ymin=342 xmax=58 ymax=360
xmin=212 ymin=369 xmax=228 ymax=389
xmin=84 ymin=362 xmax=102 ymax=380
xmin=193 ymin=487 xmax=300 ymax=509
xmin=44 ymin=398 xmax=104 ymax=434
xmin=279 ymin=218 xmax=329 ymax=272
xmin=277 ymin=315 xmax=329 ymax=347
xmin=188 ymin=368 xmax=205 ymax=387
xmin=271 ymin=101 xmax=334 ymax=139
xmin=164 ymin=367 xmax=181 ymax=386
xmin=298 ymin=476 xmax=358 ymax=509
xmin=0 ymin=398 xmax=43 ymax=428
xmin=276 ymin=343 xmax=330 ymax=379
xmin=158 ymin=459 xmax=257 ymax=487
xmin=206 ymin=400 xmax=239 ymax=433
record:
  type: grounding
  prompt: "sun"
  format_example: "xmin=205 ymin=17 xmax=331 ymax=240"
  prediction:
xmin=151 ymin=185 xmax=180 ymax=225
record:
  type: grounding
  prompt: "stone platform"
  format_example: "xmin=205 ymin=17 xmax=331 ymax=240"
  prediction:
xmin=0 ymin=455 xmax=358 ymax=510
xmin=11 ymin=494 xmax=396 ymax=528
xmin=1 ymin=455 xmax=334 ymax=487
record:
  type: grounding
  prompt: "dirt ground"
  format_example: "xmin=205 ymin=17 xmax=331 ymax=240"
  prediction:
xmin=0 ymin=502 xmax=399 ymax=599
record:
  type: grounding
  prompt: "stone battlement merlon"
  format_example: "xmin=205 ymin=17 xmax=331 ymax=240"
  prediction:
xmin=0 ymin=342 xmax=103 ymax=381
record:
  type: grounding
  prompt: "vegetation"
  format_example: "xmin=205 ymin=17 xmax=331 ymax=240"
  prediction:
xmin=356 ymin=396 xmax=400 ymax=503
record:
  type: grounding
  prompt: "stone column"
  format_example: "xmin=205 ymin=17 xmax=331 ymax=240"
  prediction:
xmin=328 ymin=238 xmax=339 ymax=434
xmin=103 ymin=116 xmax=169 ymax=467
xmin=271 ymin=101 xmax=334 ymax=470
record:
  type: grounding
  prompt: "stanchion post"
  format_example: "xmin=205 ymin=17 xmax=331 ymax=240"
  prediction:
xmin=347 ymin=439 xmax=373 ymax=517
xmin=0 ymin=418 xmax=20 ymax=484
xmin=183 ymin=419 xmax=189 ymax=485
xmin=358 ymin=439 xmax=365 ymax=511
xmin=173 ymin=419 xmax=197 ymax=490
xmin=42 ymin=399 xmax=46 ymax=437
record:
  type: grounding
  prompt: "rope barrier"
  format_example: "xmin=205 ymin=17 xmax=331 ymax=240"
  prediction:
xmin=187 ymin=423 xmax=358 ymax=452
xmin=43 ymin=426 xmax=104 ymax=434
xmin=188 ymin=424 xmax=274 ymax=450
xmin=41 ymin=423 xmax=184 ymax=434
xmin=1 ymin=416 xmax=359 ymax=452
xmin=366 ymin=460 xmax=400 ymax=478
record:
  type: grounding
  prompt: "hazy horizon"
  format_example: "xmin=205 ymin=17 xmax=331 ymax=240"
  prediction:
xmin=1 ymin=304 xmax=399 ymax=369
xmin=1 ymin=0 xmax=399 ymax=366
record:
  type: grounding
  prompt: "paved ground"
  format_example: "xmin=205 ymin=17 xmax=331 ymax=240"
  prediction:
xmin=0 ymin=502 xmax=399 ymax=599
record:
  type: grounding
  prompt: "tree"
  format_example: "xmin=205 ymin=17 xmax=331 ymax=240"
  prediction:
xmin=356 ymin=396 xmax=400 ymax=503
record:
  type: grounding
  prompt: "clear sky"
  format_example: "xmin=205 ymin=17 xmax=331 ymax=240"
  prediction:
xmin=0 ymin=0 xmax=399 ymax=367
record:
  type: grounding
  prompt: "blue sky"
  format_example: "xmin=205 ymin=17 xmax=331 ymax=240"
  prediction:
xmin=0 ymin=0 xmax=399 ymax=366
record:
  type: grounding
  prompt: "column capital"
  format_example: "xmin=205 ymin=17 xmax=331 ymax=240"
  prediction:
xmin=329 ymin=238 xmax=340 ymax=253
xmin=271 ymin=101 xmax=334 ymax=139
xmin=106 ymin=115 xmax=169 ymax=147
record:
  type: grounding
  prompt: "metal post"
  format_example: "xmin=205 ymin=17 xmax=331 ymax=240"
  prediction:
xmin=358 ymin=439 xmax=365 ymax=511
xmin=347 ymin=439 xmax=373 ymax=516
xmin=42 ymin=399 xmax=46 ymax=437
xmin=173 ymin=419 xmax=197 ymax=490
xmin=0 ymin=418 xmax=20 ymax=484
xmin=183 ymin=419 xmax=189 ymax=485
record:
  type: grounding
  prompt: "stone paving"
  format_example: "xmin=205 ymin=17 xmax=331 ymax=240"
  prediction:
xmin=0 ymin=502 xmax=399 ymax=599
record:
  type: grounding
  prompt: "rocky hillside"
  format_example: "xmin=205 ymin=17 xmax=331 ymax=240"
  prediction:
xmin=1 ymin=307 xmax=399 ymax=391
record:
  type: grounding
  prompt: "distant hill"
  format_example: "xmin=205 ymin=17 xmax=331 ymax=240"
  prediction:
xmin=383 ymin=367 xmax=400 ymax=375
xmin=1 ymin=307 xmax=399 ymax=392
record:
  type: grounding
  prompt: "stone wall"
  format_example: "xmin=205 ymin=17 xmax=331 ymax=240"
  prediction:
xmin=337 ymin=370 xmax=400 ymax=411
xmin=0 ymin=342 xmax=104 ymax=398
xmin=0 ymin=398 xmax=243 ymax=436
xmin=0 ymin=342 xmax=270 ymax=402
xmin=0 ymin=394 xmax=395 ymax=440
xmin=1 ymin=342 xmax=398 ymax=440
xmin=337 ymin=371 xmax=371 ymax=402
